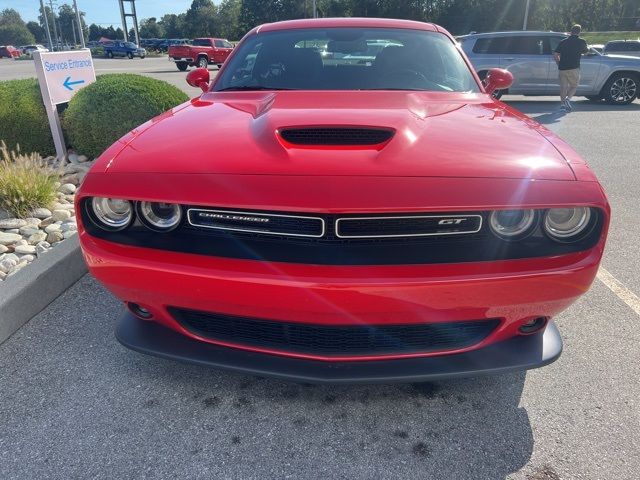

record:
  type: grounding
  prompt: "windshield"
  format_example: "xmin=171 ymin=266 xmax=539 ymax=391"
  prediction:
xmin=214 ymin=28 xmax=479 ymax=92
xmin=193 ymin=39 xmax=211 ymax=47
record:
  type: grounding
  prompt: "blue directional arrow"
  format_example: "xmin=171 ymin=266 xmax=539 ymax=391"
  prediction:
xmin=62 ymin=76 xmax=85 ymax=91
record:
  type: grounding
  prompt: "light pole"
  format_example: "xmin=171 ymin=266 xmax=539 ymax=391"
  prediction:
xmin=39 ymin=0 xmax=53 ymax=51
xmin=48 ymin=0 xmax=59 ymax=48
xmin=73 ymin=0 xmax=85 ymax=48
xmin=312 ymin=0 xmax=317 ymax=18
xmin=523 ymin=0 xmax=531 ymax=30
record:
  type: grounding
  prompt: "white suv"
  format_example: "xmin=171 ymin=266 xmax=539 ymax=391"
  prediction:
xmin=459 ymin=31 xmax=640 ymax=105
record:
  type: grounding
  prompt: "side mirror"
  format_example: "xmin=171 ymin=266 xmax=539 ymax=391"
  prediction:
xmin=186 ymin=68 xmax=210 ymax=93
xmin=483 ymin=68 xmax=513 ymax=95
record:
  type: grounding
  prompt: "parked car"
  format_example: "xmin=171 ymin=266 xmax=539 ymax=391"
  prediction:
xmin=459 ymin=31 xmax=640 ymax=104
xmin=603 ymin=40 xmax=640 ymax=58
xmin=168 ymin=37 xmax=233 ymax=71
xmin=0 ymin=45 xmax=20 ymax=59
xmin=78 ymin=18 xmax=610 ymax=382
xmin=104 ymin=41 xmax=146 ymax=59
xmin=22 ymin=44 xmax=49 ymax=56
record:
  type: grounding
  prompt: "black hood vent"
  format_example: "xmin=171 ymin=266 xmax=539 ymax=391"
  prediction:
xmin=279 ymin=127 xmax=394 ymax=146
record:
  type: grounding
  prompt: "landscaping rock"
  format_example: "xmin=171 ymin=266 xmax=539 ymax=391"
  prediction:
xmin=61 ymin=174 xmax=80 ymax=186
xmin=19 ymin=254 xmax=35 ymax=262
xmin=46 ymin=231 xmax=64 ymax=244
xmin=28 ymin=231 xmax=47 ymax=245
xmin=30 ymin=208 xmax=52 ymax=219
xmin=44 ymin=224 xmax=62 ymax=233
xmin=19 ymin=226 xmax=40 ymax=237
xmin=60 ymin=223 xmax=77 ymax=233
xmin=15 ymin=245 xmax=36 ymax=255
xmin=39 ymin=217 xmax=56 ymax=228
xmin=0 ymin=209 xmax=9 ymax=220
xmin=5 ymin=229 xmax=20 ymax=234
xmin=24 ymin=217 xmax=42 ymax=226
xmin=51 ymin=209 xmax=71 ymax=222
xmin=63 ymin=230 xmax=77 ymax=239
xmin=67 ymin=152 xmax=80 ymax=164
xmin=35 ymin=242 xmax=51 ymax=255
xmin=59 ymin=183 xmax=77 ymax=195
xmin=0 ymin=258 xmax=17 ymax=273
xmin=0 ymin=245 xmax=8 ymax=254
xmin=0 ymin=232 xmax=22 ymax=245
xmin=0 ymin=271 xmax=5 ymax=281
xmin=0 ymin=218 xmax=27 ymax=229
xmin=15 ymin=239 xmax=28 ymax=247
xmin=77 ymin=155 xmax=89 ymax=163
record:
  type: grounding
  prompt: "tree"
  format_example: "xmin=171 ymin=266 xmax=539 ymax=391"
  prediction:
xmin=185 ymin=0 xmax=219 ymax=37
xmin=217 ymin=0 xmax=243 ymax=39
xmin=0 ymin=9 xmax=35 ymax=46
xmin=159 ymin=14 xmax=186 ymax=38
xmin=57 ymin=4 xmax=85 ymax=45
xmin=26 ymin=21 xmax=46 ymax=43
xmin=140 ymin=17 xmax=164 ymax=38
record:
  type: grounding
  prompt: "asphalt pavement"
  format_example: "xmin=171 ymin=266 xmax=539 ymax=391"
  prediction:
xmin=1 ymin=57 xmax=639 ymax=479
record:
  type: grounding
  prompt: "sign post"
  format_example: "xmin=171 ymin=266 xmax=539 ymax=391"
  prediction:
xmin=33 ymin=50 xmax=96 ymax=159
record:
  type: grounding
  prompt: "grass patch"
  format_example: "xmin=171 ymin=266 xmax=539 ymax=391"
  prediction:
xmin=582 ymin=31 xmax=640 ymax=45
xmin=0 ymin=142 xmax=59 ymax=218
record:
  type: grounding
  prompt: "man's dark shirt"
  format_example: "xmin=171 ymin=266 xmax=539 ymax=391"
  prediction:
xmin=555 ymin=35 xmax=588 ymax=70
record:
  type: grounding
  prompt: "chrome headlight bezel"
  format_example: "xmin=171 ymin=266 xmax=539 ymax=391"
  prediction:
xmin=488 ymin=209 xmax=538 ymax=241
xmin=88 ymin=197 xmax=134 ymax=231
xmin=543 ymin=207 xmax=594 ymax=243
xmin=136 ymin=201 xmax=183 ymax=232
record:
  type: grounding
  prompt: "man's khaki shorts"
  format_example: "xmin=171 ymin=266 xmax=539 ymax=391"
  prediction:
xmin=559 ymin=68 xmax=580 ymax=92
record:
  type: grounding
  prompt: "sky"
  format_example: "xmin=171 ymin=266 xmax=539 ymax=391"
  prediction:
xmin=0 ymin=0 xmax=198 ymax=27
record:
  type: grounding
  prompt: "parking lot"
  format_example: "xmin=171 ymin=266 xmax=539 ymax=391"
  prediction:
xmin=1 ymin=58 xmax=639 ymax=479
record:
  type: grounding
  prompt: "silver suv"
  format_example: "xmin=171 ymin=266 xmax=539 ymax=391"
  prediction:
xmin=459 ymin=31 xmax=640 ymax=105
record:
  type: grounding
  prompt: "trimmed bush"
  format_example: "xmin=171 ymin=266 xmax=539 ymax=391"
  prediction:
xmin=0 ymin=79 xmax=55 ymax=156
xmin=63 ymin=74 xmax=189 ymax=159
xmin=0 ymin=142 xmax=58 ymax=218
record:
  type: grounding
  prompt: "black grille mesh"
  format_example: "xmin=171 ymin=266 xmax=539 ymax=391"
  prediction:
xmin=170 ymin=307 xmax=500 ymax=357
xmin=280 ymin=127 xmax=394 ymax=145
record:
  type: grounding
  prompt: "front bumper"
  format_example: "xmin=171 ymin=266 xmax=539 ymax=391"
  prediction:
xmin=117 ymin=311 xmax=563 ymax=383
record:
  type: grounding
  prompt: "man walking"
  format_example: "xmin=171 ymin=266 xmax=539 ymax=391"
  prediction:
xmin=554 ymin=24 xmax=588 ymax=112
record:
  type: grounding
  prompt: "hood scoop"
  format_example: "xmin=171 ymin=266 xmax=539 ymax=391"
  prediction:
xmin=278 ymin=127 xmax=394 ymax=147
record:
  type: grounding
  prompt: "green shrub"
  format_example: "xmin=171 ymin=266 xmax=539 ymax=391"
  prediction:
xmin=0 ymin=78 xmax=55 ymax=156
xmin=0 ymin=142 xmax=59 ymax=218
xmin=63 ymin=74 xmax=189 ymax=159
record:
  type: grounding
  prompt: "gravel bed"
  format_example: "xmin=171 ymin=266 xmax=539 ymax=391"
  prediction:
xmin=0 ymin=153 xmax=94 ymax=283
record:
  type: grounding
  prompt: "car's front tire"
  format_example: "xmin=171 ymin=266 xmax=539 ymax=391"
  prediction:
xmin=603 ymin=73 xmax=638 ymax=105
xmin=106 ymin=51 xmax=113 ymax=58
xmin=176 ymin=61 xmax=188 ymax=71
xmin=127 ymin=52 xmax=133 ymax=59
xmin=197 ymin=56 xmax=208 ymax=69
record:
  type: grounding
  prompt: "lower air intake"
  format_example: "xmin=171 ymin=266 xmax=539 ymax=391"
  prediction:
xmin=170 ymin=307 xmax=500 ymax=358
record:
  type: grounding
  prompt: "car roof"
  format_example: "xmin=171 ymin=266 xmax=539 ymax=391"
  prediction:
xmin=605 ymin=40 xmax=640 ymax=45
xmin=256 ymin=17 xmax=439 ymax=34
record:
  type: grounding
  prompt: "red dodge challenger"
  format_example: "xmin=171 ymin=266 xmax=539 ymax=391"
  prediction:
xmin=77 ymin=18 xmax=610 ymax=383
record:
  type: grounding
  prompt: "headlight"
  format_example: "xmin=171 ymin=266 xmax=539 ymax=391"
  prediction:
xmin=137 ymin=201 xmax=182 ymax=231
xmin=90 ymin=197 xmax=133 ymax=231
xmin=544 ymin=207 xmax=592 ymax=242
xmin=489 ymin=209 xmax=537 ymax=240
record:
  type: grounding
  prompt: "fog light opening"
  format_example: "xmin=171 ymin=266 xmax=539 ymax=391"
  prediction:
xmin=128 ymin=302 xmax=153 ymax=320
xmin=518 ymin=317 xmax=548 ymax=335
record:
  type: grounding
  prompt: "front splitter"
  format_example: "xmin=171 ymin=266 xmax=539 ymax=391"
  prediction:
xmin=116 ymin=312 xmax=562 ymax=384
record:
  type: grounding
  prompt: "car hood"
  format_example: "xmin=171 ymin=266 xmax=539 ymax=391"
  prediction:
xmin=106 ymin=91 xmax=575 ymax=180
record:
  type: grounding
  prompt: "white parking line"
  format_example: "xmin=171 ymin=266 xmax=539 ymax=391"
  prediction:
xmin=597 ymin=268 xmax=640 ymax=317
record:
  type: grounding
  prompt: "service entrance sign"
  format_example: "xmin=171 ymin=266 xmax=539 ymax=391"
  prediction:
xmin=33 ymin=50 xmax=96 ymax=158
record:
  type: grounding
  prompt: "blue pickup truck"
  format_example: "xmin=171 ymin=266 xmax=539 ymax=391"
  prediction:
xmin=103 ymin=41 xmax=146 ymax=59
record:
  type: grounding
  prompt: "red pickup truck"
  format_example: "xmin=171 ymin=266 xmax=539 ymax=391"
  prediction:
xmin=168 ymin=38 xmax=234 ymax=71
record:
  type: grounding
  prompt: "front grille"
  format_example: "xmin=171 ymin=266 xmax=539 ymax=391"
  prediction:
xmin=279 ymin=127 xmax=394 ymax=146
xmin=336 ymin=214 xmax=482 ymax=238
xmin=170 ymin=307 xmax=500 ymax=357
xmin=187 ymin=209 xmax=325 ymax=238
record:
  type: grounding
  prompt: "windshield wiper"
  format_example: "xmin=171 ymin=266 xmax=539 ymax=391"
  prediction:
xmin=215 ymin=86 xmax=295 ymax=92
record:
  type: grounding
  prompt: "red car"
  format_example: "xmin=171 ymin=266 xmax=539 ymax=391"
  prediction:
xmin=77 ymin=18 xmax=609 ymax=383
xmin=168 ymin=37 xmax=233 ymax=71
xmin=0 ymin=45 xmax=20 ymax=59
